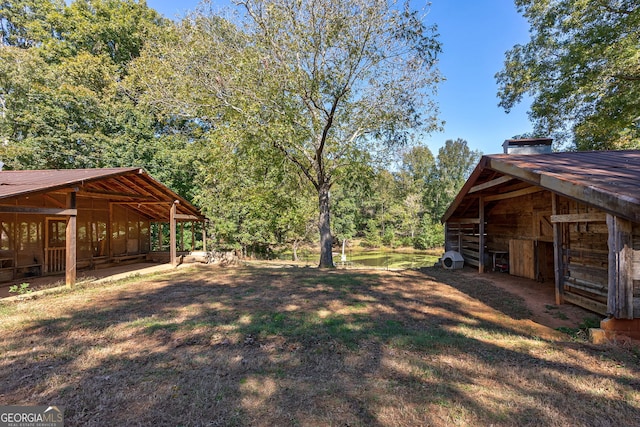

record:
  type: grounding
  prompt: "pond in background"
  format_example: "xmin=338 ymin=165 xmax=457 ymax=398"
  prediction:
xmin=277 ymin=249 xmax=442 ymax=269
xmin=344 ymin=250 xmax=441 ymax=269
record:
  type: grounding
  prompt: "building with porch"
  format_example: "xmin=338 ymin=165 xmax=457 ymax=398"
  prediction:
xmin=442 ymin=147 xmax=640 ymax=338
xmin=0 ymin=167 xmax=206 ymax=287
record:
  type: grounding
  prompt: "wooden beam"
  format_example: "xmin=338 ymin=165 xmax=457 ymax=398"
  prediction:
xmin=607 ymin=214 xmax=634 ymax=319
xmin=479 ymin=196 xmax=485 ymax=273
xmin=0 ymin=205 xmax=77 ymax=216
xmin=173 ymin=214 xmax=200 ymax=221
xmin=550 ymin=213 xmax=606 ymax=223
xmin=78 ymin=189 xmax=156 ymax=201
xmin=552 ymin=194 xmax=564 ymax=305
xmin=118 ymin=201 xmax=171 ymax=205
xmin=44 ymin=194 xmax=65 ymax=209
xmin=563 ymin=292 xmax=607 ymax=315
xmin=170 ymin=202 xmax=177 ymax=267
xmin=469 ymin=176 xmax=513 ymax=193
xmin=446 ymin=218 xmax=481 ymax=224
xmin=483 ymin=186 xmax=544 ymax=202
xmin=65 ymin=192 xmax=77 ymax=288
xmin=633 ymin=249 xmax=640 ymax=281
xmin=191 ymin=222 xmax=195 ymax=251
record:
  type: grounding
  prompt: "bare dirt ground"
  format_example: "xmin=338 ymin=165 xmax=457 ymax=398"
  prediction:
xmin=455 ymin=268 xmax=600 ymax=330
xmin=1 ymin=264 xmax=638 ymax=426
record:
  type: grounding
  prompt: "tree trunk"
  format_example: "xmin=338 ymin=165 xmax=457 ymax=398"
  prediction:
xmin=318 ymin=182 xmax=334 ymax=268
xmin=292 ymin=239 xmax=299 ymax=262
xmin=341 ymin=238 xmax=347 ymax=263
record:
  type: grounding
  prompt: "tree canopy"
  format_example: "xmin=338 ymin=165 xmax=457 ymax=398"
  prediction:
xmin=0 ymin=0 xmax=484 ymax=262
xmin=131 ymin=0 xmax=443 ymax=267
xmin=496 ymin=0 xmax=640 ymax=150
xmin=0 ymin=0 xmax=167 ymax=169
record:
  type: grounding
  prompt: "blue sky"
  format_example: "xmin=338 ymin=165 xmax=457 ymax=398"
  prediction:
xmin=146 ymin=0 xmax=533 ymax=156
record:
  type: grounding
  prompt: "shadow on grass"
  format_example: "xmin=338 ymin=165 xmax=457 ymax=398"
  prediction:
xmin=0 ymin=265 xmax=638 ymax=426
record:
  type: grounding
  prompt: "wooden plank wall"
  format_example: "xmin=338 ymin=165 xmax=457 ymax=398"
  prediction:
xmin=509 ymin=239 xmax=535 ymax=279
xmin=485 ymin=191 xmax=551 ymax=252
xmin=445 ymin=222 xmax=481 ymax=267
xmin=633 ymin=223 xmax=640 ymax=317
xmin=450 ymin=185 xmax=639 ymax=317
xmin=559 ymin=198 xmax=609 ymax=314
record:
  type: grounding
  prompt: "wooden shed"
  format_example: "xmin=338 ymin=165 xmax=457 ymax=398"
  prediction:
xmin=442 ymin=149 xmax=640 ymax=334
xmin=0 ymin=168 xmax=206 ymax=287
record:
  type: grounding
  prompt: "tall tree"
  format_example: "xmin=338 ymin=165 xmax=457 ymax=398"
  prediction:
xmin=193 ymin=133 xmax=316 ymax=256
xmin=425 ymin=138 xmax=480 ymax=221
xmin=496 ymin=0 xmax=640 ymax=150
xmin=0 ymin=0 xmax=64 ymax=47
xmin=0 ymin=0 xmax=167 ymax=171
xmin=131 ymin=0 xmax=442 ymax=267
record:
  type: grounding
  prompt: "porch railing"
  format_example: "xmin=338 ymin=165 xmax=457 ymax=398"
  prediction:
xmin=46 ymin=247 xmax=65 ymax=273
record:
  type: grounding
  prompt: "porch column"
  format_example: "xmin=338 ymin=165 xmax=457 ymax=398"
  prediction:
xmin=191 ymin=222 xmax=195 ymax=251
xmin=157 ymin=222 xmax=163 ymax=251
xmin=170 ymin=201 xmax=178 ymax=267
xmin=607 ymin=214 xmax=634 ymax=319
xmin=479 ymin=196 xmax=485 ymax=273
xmin=65 ymin=192 xmax=77 ymax=288
xmin=552 ymin=193 xmax=564 ymax=304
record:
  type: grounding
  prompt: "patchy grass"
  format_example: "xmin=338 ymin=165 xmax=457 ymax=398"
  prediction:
xmin=1 ymin=265 xmax=639 ymax=426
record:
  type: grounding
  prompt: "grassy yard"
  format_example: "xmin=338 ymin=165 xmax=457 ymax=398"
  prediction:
xmin=1 ymin=265 xmax=639 ymax=426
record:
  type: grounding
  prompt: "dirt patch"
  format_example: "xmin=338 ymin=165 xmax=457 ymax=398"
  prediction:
xmin=1 ymin=264 xmax=638 ymax=426
xmin=451 ymin=267 xmax=602 ymax=330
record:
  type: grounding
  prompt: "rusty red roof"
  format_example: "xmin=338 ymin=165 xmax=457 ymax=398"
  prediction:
xmin=443 ymin=150 xmax=640 ymax=223
xmin=0 ymin=168 xmax=204 ymax=221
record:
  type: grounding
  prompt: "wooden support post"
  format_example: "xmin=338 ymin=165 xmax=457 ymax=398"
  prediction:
xmin=108 ymin=202 xmax=113 ymax=258
xmin=607 ymin=214 xmax=634 ymax=319
xmin=443 ymin=223 xmax=449 ymax=252
xmin=191 ymin=221 xmax=195 ymax=251
xmin=479 ymin=197 xmax=485 ymax=273
xmin=157 ymin=222 xmax=163 ymax=251
xmin=170 ymin=201 xmax=177 ymax=267
xmin=202 ymin=222 xmax=207 ymax=252
xmin=552 ymin=193 xmax=564 ymax=304
xmin=65 ymin=192 xmax=77 ymax=288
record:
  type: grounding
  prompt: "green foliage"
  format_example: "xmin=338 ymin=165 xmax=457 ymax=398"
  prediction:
xmin=497 ymin=0 xmax=640 ymax=149
xmin=330 ymin=140 xmax=478 ymax=250
xmin=130 ymin=0 xmax=442 ymax=266
xmin=0 ymin=0 xmax=482 ymax=257
xmin=0 ymin=0 xmax=168 ymax=172
xmin=424 ymin=139 xmax=481 ymax=222
xmin=414 ymin=215 xmax=444 ymax=250
xmin=8 ymin=283 xmax=31 ymax=295
xmin=193 ymin=133 xmax=316 ymax=252
xmin=362 ymin=219 xmax=382 ymax=248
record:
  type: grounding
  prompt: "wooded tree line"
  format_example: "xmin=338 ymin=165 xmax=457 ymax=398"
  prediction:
xmin=1 ymin=0 xmax=637 ymax=264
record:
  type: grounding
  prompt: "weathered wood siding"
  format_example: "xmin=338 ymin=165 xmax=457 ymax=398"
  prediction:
xmin=509 ymin=239 xmax=535 ymax=279
xmin=485 ymin=190 xmax=552 ymax=252
xmin=445 ymin=221 xmax=481 ymax=267
xmin=556 ymin=198 xmax=609 ymax=314
xmin=632 ymin=223 xmax=640 ymax=317
xmin=0 ymin=193 xmax=152 ymax=282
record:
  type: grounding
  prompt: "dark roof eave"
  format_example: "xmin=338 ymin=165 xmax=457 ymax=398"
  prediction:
xmin=0 ymin=168 xmax=206 ymax=222
xmin=442 ymin=152 xmax=640 ymax=224
xmin=440 ymin=156 xmax=489 ymax=223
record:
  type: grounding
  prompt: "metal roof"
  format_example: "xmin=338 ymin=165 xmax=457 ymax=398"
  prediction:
xmin=0 ymin=168 xmax=205 ymax=221
xmin=442 ymin=150 xmax=640 ymax=223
